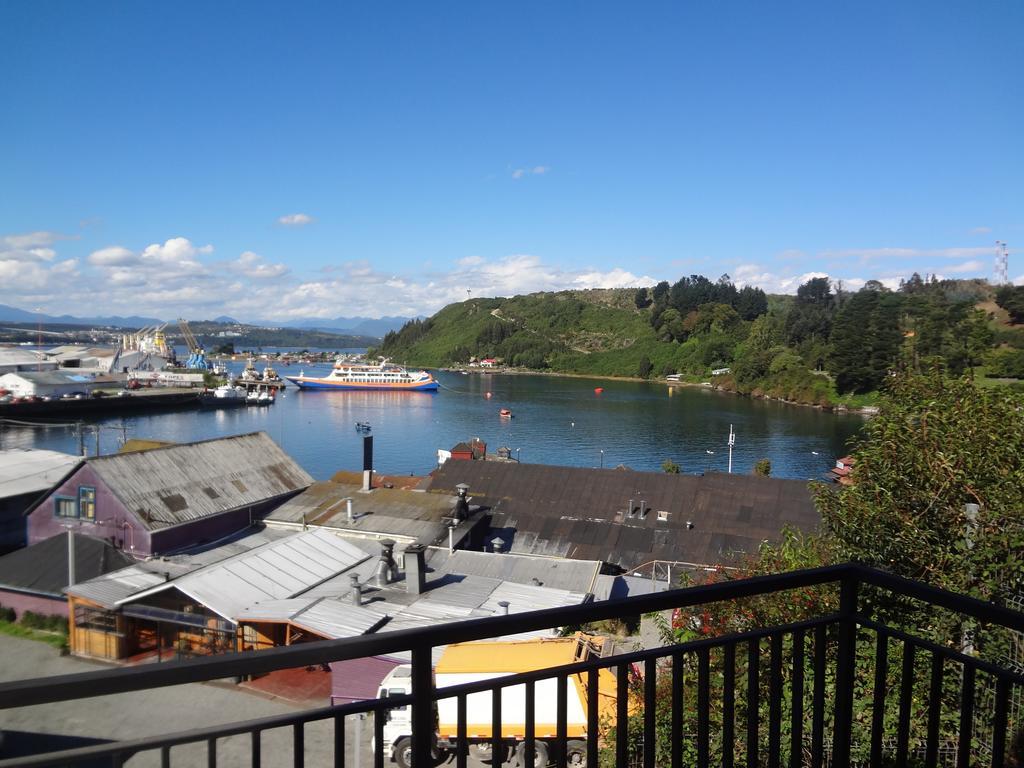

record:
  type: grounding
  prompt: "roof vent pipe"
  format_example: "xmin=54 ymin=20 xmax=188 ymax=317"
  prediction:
xmin=349 ymin=574 xmax=361 ymax=606
xmin=345 ymin=498 xmax=354 ymax=524
xmin=498 ymin=600 xmax=510 ymax=615
xmin=492 ymin=538 xmax=504 ymax=554
xmin=639 ymin=500 xmax=648 ymax=520
xmin=627 ymin=499 xmax=635 ymax=518
xmin=376 ymin=539 xmax=398 ymax=586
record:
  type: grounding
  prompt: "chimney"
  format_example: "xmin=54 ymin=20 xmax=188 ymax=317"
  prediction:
xmin=492 ymin=538 xmax=504 ymax=554
xmin=362 ymin=435 xmax=373 ymax=491
xmin=639 ymin=500 xmax=648 ymax=520
xmin=376 ymin=539 xmax=397 ymax=586
xmin=350 ymin=573 xmax=362 ymax=606
xmin=498 ymin=600 xmax=510 ymax=615
xmin=454 ymin=484 xmax=470 ymax=522
xmin=403 ymin=544 xmax=427 ymax=595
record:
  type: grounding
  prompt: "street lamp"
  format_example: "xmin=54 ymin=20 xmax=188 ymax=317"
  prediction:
xmin=600 ymin=449 xmax=604 ymax=469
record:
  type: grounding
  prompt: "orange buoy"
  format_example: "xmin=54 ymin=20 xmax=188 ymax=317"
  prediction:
xmin=594 ymin=387 xmax=604 ymax=394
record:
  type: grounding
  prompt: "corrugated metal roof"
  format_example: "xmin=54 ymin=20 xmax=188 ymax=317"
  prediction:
xmin=67 ymin=561 xmax=195 ymax=608
xmin=123 ymin=529 xmax=371 ymax=622
xmin=267 ymin=481 xmax=458 ymax=544
xmin=88 ymin=432 xmax=313 ymax=530
xmin=435 ymin=550 xmax=601 ymax=594
xmin=236 ymin=597 xmax=386 ymax=639
xmin=0 ymin=449 xmax=80 ymax=499
xmin=428 ymin=462 xmax=821 ymax=570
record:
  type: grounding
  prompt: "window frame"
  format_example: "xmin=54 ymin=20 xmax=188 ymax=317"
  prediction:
xmin=78 ymin=486 xmax=96 ymax=521
xmin=54 ymin=495 xmax=78 ymax=519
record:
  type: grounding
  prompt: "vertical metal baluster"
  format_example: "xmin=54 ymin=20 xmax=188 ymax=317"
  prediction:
xmin=697 ymin=647 xmax=710 ymax=768
xmin=925 ymin=652 xmax=944 ymax=768
xmin=587 ymin=668 xmax=599 ymax=768
xmin=161 ymin=744 xmax=171 ymax=768
xmin=671 ymin=652 xmax=684 ymax=768
xmin=617 ymin=662 xmax=629 ymax=768
xmin=411 ymin=645 xmax=434 ymax=768
xmin=644 ymin=658 xmax=657 ymax=768
xmin=723 ymin=644 xmax=735 ymax=768
xmin=896 ymin=640 xmax=916 ymax=768
xmin=768 ymin=634 xmax=782 ymax=768
xmin=112 ymin=753 xmax=124 ymax=768
xmin=990 ymin=676 xmax=1009 ymax=768
xmin=790 ymin=629 xmax=805 ymax=768
xmin=375 ymin=706 xmax=385 ymax=768
xmin=870 ymin=631 xmax=888 ymax=768
xmin=458 ymin=694 xmax=469 ymax=768
xmin=332 ymin=716 xmax=343 ymax=768
xmin=747 ymin=638 xmax=760 ymax=768
xmin=558 ymin=675 xmax=569 ymax=768
xmin=811 ymin=625 xmax=826 ymax=768
xmin=832 ymin=577 xmax=858 ymax=768
xmin=955 ymin=665 xmax=975 ymax=768
xmin=208 ymin=738 xmax=217 ymax=768
xmin=252 ymin=728 xmax=262 ymax=768
xmin=524 ymin=683 xmax=536 ymax=768
xmin=492 ymin=682 xmax=503 ymax=768
xmin=294 ymin=722 xmax=304 ymax=768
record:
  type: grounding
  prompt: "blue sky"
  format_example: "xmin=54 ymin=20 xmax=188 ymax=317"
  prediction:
xmin=1 ymin=1 xmax=1021 ymax=321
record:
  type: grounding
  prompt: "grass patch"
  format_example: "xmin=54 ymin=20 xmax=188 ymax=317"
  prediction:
xmin=0 ymin=618 xmax=68 ymax=649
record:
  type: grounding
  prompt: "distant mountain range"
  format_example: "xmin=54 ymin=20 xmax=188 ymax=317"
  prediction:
xmin=0 ymin=304 xmax=416 ymax=337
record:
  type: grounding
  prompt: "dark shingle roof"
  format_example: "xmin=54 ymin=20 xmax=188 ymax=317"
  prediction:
xmin=0 ymin=532 xmax=135 ymax=597
xmin=427 ymin=462 xmax=821 ymax=570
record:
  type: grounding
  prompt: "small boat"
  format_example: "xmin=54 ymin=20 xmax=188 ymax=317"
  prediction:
xmin=499 ymin=408 xmax=513 ymax=418
xmin=198 ymin=384 xmax=247 ymax=408
xmin=355 ymin=421 xmax=372 ymax=433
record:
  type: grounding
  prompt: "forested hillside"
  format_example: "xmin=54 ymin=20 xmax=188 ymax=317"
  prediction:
xmin=378 ymin=275 xmax=1024 ymax=407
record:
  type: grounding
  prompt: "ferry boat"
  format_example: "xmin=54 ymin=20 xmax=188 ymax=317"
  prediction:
xmin=285 ymin=360 xmax=439 ymax=391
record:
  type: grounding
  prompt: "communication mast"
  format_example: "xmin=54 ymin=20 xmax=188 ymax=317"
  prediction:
xmin=995 ymin=241 xmax=1009 ymax=285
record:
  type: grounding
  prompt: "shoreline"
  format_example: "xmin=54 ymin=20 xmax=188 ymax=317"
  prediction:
xmin=436 ymin=366 xmax=879 ymax=416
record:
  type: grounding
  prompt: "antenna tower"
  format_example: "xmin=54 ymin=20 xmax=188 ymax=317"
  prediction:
xmin=994 ymin=241 xmax=1009 ymax=285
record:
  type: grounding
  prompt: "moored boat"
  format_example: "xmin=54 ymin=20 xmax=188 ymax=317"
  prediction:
xmin=285 ymin=360 xmax=438 ymax=391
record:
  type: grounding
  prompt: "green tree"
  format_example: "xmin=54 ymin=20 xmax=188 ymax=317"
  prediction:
xmin=661 ymin=458 xmax=681 ymax=474
xmin=753 ymin=458 xmax=771 ymax=476
xmin=995 ymin=285 xmax=1024 ymax=324
xmin=637 ymin=355 xmax=654 ymax=378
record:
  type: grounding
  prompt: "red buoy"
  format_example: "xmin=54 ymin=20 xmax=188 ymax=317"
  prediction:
xmin=594 ymin=387 xmax=604 ymax=394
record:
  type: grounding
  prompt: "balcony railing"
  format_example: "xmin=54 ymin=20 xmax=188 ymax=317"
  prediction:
xmin=0 ymin=563 xmax=1021 ymax=767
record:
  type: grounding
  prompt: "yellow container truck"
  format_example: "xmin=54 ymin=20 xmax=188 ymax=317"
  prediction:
xmin=378 ymin=633 xmax=622 ymax=767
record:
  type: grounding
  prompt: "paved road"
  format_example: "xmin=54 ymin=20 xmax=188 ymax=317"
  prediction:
xmin=0 ymin=634 xmax=381 ymax=767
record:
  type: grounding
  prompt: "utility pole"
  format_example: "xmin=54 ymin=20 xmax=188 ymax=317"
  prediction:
xmin=94 ymin=426 xmax=101 ymax=457
xmin=727 ymin=424 xmax=735 ymax=474
xmin=77 ymin=422 xmax=86 ymax=456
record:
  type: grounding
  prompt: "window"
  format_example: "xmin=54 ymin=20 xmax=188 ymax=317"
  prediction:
xmin=78 ymin=486 xmax=96 ymax=520
xmin=54 ymin=496 xmax=77 ymax=518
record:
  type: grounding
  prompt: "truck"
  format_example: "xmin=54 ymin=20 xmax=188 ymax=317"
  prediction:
xmin=377 ymin=633 xmax=622 ymax=768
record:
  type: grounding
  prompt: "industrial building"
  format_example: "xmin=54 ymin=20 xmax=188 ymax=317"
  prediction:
xmin=0 ymin=370 xmax=108 ymax=399
xmin=0 ymin=448 xmax=80 ymax=553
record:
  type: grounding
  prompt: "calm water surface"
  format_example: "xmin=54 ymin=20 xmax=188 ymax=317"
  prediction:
xmin=1 ymin=364 xmax=865 ymax=481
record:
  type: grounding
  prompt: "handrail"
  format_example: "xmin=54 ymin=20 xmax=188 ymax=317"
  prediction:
xmin=0 ymin=562 xmax=1021 ymax=711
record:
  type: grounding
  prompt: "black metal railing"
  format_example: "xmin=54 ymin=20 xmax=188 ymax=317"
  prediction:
xmin=0 ymin=564 xmax=1021 ymax=767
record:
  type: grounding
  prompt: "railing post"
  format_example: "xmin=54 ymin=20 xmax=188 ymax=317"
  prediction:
xmin=411 ymin=644 xmax=434 ymax=767
xmin=832 ymin=574 xmax=859 ymax=768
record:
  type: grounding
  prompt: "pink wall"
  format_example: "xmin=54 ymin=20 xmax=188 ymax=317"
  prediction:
xmin=27 ymin=465 xmax=153 ymax=556
xmin=0 ymin=588 xmax=68 ymax=619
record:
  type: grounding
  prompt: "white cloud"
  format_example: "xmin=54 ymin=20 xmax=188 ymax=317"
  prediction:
xmin=278 ymin=213 xmax=314 ymax=226
xmin=821 ymin=246 xmax=993 ymax=262
xmin=232 ymin=251 xmax=289 ymax=279
xmin=511 ymin=166 xmax=550 ymax=180
xmin=971 ymin=226 xmax=992 ymax=235
xmin=88 ymin=246 xmax=137 ymax=266
xmin=1 ymin=231 xmax=72 ymax=250
xmin=946 ymin=259 xmax=985 ymax=274
xmin=458 ymin=255 xmax=484 ymax=267
xmin=572 ymin=267 xmax=655 ymax=290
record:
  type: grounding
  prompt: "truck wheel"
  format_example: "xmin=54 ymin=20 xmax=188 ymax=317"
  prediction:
xmin=564 ymin=740 xmax=587 ymax=766
xmin=516 ymin=740 xmax=550 ymax=767
xmin=469 ymin=743 xmax=510 ymax=765
xmin=394 ymin=737 xmax=413 ymax=768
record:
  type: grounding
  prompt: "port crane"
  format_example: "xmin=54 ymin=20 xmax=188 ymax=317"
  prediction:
xmin=178 ymin=318 xmax=212 ymax=370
